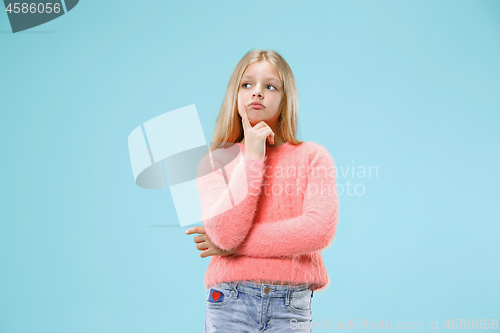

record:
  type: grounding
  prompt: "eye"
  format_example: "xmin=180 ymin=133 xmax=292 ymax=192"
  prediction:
xmin=267 ymin=85 xmax=277 ymax=91
xmin=242 ymin=83 xmax=251 ymax=88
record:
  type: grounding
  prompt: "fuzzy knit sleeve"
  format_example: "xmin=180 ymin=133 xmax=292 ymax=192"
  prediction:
xmin=234 ymin=145 xmax=339 ymax=257
xmin=196 ymin=149 xmax=268 ymax=251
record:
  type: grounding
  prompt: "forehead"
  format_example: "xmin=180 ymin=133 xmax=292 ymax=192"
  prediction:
xmin=242 ymin=61 xmax=281 ymax=81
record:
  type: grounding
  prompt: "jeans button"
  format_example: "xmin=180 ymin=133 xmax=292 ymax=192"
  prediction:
xmin=264 ymin=287 xmax=270 ymax=294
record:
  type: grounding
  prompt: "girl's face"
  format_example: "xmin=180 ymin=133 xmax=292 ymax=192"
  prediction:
xmin=237 ymin=61 xmax=284 ymax=127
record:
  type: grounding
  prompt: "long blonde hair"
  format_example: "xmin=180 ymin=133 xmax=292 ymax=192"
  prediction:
xmin=210 ymin=49 xmax=304 ymax=151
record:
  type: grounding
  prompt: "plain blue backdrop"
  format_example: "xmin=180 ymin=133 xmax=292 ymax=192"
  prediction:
xmin=1 ymin=0 xmax=499 ymax=332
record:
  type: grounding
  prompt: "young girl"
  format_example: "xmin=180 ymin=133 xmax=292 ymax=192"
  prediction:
xmin=186 ymin=49 xmax=339 ymax=333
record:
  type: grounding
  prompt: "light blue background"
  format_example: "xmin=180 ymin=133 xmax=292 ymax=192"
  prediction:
xmin=1 ymin=1 xmax=499 ymax=332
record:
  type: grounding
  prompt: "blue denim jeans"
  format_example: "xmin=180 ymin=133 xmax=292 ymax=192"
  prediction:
xmin=204 ymin=281 xmax=314 ymax=332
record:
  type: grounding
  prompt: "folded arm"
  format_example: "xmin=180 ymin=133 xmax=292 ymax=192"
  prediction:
xmin=197 ymin=148 xmax=267 ymax=251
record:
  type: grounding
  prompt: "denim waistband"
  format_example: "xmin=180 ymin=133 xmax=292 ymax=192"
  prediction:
xmin=211 ymin=281 xmax=314 ymax=298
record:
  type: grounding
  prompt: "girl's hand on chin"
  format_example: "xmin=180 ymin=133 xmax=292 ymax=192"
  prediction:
xmin=185 ymin=226 xmax=236 ymax=258
xmin=239 ymin=103 xmax=274 ymax=159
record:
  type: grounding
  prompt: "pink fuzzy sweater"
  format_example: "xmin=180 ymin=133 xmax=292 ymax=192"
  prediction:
xmin=196 ymin=141 xmax=339 ymax=292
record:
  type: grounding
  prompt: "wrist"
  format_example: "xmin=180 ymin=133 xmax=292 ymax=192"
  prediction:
xmin=244 ymin=152 xmax=265 ymax=160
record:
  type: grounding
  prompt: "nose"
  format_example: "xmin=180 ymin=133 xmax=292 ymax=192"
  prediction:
xmin=253 ymin=86 xmax=263 ymax=98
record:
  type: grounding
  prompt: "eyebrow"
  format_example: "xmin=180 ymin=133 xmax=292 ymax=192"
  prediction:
xmin=241 ymin=74 xmax=281 ymax=84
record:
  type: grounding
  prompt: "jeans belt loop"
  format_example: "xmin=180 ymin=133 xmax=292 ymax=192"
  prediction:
xmin=285 ymin=287 xmax=290 ymax=306
xmin=233 ymin=283 xmax=239 ymax=299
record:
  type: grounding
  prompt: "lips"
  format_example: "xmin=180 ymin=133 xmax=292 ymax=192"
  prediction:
xmin=249 ymin=102 xmax=264 ymax=108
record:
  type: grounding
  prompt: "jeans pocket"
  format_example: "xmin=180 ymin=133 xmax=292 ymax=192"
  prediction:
xmin=290 ymin=292 xmax=312 ymax=313
xmin=206 ymin=284 xmax=236 ymax=308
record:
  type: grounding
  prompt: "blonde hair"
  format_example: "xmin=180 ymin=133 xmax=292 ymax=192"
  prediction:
xmin=210 ymin=49 xmax=304 ymax=151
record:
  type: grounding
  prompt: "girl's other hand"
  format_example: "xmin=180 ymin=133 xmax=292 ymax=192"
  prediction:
xmin=185 ymin=227 xmax=236 ymax=258
xmin=239 ymin=103 xmax=274 ymax=159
